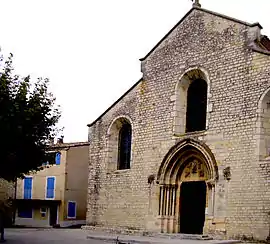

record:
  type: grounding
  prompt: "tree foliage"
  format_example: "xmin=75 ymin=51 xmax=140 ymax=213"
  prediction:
xmin=0 ymin=53 xmax=61 ymax=181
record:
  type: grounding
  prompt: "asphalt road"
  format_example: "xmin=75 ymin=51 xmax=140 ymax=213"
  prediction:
xmin=4 ymin=228 xmax=109 ymax=244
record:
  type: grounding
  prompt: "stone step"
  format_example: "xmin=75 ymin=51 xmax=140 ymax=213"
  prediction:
xmin=149 ymin=233 xmax=213 ymax=240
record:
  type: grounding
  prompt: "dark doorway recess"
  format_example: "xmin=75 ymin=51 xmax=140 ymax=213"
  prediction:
xmin=49 ymin=206 xmax=58 ymax=226
xmin=186 ymin=79 xmax=207 ymax=133
xmin=180 ymin=181 xmax=206 ymax=234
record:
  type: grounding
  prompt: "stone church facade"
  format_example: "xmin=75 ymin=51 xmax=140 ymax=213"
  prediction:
xmin=86 ymin=3 xmax=270 ymax=241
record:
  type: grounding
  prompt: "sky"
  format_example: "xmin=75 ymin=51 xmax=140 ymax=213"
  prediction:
xmin=0 ymin=0 xmax=269 ymax=142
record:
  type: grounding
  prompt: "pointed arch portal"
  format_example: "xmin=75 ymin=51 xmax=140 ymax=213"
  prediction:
xmin=157 ymin=139 xmax=218 ymax=234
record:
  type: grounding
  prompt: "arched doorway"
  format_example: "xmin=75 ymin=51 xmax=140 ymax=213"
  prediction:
xmin=157 ymin=139 xmax=218 ymax=234
xmin=179 ymin=158 xmax=208 ymax=234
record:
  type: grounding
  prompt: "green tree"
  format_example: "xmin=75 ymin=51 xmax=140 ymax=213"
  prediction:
xmin=0 ymin=53 xmax=61 ymax=181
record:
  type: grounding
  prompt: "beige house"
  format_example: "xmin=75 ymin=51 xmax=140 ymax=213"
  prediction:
xmin=86 ymin=2 xmax=270 ymax=242
xmin=15 ymin=141 xmax=89 ymax=227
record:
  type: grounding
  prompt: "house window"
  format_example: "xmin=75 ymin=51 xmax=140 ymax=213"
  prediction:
xmin=118 ymin=123 xmax=132 ymax=170
xmin=46 ymin=177 xmax=55 ymax=199
xmin=18 ymin=205 xmax=32 ymax=218
xmin=55 ymin=152 xmax=61 ymax=165
xmin=40 ymin=207 xmax=47 ymax=218
xmin=186 ymin=79 xmax=207 ymax=133
xmin=67 ymin=201 xmax=76 ymax=219
xmin=23 ymin=177 xmax=32 ymax=199
xmin=42 ymin=161 xmax=49 ymax=166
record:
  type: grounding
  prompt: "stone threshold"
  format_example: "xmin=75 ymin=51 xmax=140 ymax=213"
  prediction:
xmin=148 ymin=233 xmax=214 ymax=240
xmin=83 ymin=226 xmax=241 ymax=244
xmin=86 ymin=233 xmax=241 ymax=244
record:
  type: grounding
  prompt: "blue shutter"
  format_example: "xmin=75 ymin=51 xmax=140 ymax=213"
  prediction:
xmin=46 ymin=177 xmax=55 ymax=199
xmin=55 ymin=152 xmax=61 ymax=165
xmin=23 ymin=177 xmax=32 ymax=199
xmin=68 ymin=202 xmax=76 ymax=218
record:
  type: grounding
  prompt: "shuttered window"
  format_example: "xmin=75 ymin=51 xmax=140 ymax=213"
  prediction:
xmin=23 ymin=177 xmax=32 ymax=199
xmin=46 ymin=177 xmax=55 ymax=199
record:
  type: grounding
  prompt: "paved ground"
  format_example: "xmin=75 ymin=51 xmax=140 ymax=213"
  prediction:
xmin=4 ymin=228 xmax=106 ymax=244
xmin=86 ymin=230 xmax=241 ymax=244
xmin=3 ymin=228 xmax=242 ymax=244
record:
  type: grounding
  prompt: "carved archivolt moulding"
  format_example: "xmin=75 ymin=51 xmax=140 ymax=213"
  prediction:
xmin=157 ymin=138 xmax=219 ymax=185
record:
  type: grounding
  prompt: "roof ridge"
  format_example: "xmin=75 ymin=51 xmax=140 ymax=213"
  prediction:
xmin=198 ymin=7 xmax=262 ymax=29
xmin=140 ymin=6 xmax=262 ymax=61
xmin=49 ymin=141 xmax=90 ymax=148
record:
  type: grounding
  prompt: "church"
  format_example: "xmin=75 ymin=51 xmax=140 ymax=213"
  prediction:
xmin=86 ymin=1 xmax=270 ymax=241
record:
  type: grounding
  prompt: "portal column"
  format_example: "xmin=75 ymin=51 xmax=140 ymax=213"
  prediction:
xmin=163 ymin=185 xmax=169 ymax=232
xmin=159 ymin=184 xmax=165 ymax=232
xmin=206 ymin=180 xmax=215 ymax=216
xmin=204 ymin=180 xmax=216 ymax=234
xmin=167 ymin=185 xmax=172 ymax=233
xmin=171 ymin=184 xmax=177 ymax=233
xmin=175 ymin=182 xmax=181 ymax=233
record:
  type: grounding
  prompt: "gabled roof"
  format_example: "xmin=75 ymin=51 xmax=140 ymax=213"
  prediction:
xmin=87 ymin=5 xmax=264 ymax=128
xmin=139 ymin=6 xmax=262 ymax=61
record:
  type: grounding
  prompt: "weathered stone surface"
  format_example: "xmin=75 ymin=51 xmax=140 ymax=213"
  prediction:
xmin=86 ymin=6 xmax=270 ymax=242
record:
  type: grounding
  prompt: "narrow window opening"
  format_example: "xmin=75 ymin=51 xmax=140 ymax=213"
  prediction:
xmin=55 ymin=152 xmax=61 ymax=165
xmin=186 ymin=79 xmax=207 ymax=133
xmin=23 ymin=177 xmax=32 ymax=199
xmin=118 ymin=123 xmax=132 ymax=170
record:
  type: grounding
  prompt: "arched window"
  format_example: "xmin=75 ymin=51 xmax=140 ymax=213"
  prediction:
xmin=173 ymin=69 xmax=210 ymax=135
xmin=55 ymin=152 xmax=61 ymax=165
xmin=118 ymin=123 xmax=132 ymax=170
xmin=186 ymin=79 xmax=207 ymax=133
xmin=107 ymin=117 xmax=133 ymax=172
xmin=257 ymin=88 xmax=270 ymax=159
